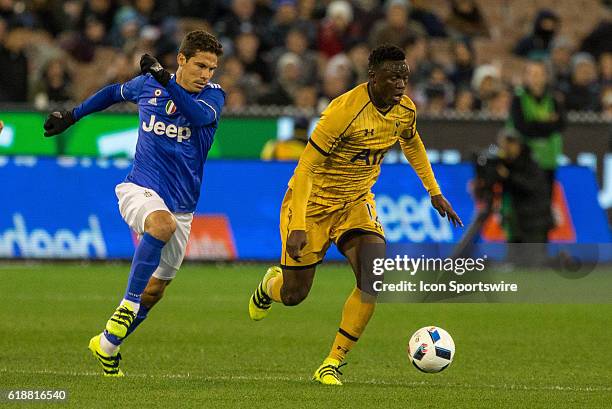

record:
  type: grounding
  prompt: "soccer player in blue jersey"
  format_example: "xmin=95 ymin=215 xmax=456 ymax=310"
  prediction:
xmin=43 ymin=31 xmax=225 ymax=376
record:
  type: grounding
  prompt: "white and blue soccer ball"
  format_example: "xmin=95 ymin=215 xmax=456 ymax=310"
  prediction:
xmin=408 ymin=326 xmax=455 ymax=373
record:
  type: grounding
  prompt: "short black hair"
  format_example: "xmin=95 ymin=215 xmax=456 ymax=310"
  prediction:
xmin=368 ymin=45 xmax=406 ymax=70
xmin=179 ymin=30 xmax=223 ymax=60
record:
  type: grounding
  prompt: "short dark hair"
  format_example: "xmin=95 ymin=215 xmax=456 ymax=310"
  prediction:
xmin=179 ymin=30 xmax=223 ymax=60
xmin=368 ymin=45 xmax=406 ymax=70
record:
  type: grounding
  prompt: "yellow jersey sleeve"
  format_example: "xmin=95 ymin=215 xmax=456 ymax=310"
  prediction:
xmin=287 ymin=142 xmax=328 ymax=230
xmin=399 ymin=119 xmax=442 ymax=197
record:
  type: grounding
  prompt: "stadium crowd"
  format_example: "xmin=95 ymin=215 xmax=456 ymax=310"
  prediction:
xmin=0 ymin=0 xmax=610 ymax=117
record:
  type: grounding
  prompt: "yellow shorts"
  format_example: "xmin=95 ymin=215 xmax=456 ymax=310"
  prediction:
xmin=279 ymin=189 xmax=385 ymax=269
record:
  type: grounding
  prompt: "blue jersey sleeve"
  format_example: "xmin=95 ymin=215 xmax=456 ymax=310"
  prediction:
xmin=72 ymin=75 xmax=146 ymax=121
xmin=165 ymin=78 xmax=225 ymax=127
xmin=119 ymin=75 xmax=147 ymax=103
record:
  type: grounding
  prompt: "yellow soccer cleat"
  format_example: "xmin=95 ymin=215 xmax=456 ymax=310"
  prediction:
xmin=312 ymin=358 xmax=346 ymax=386
xmin=105 ymin=301 xmax=136 ymax=339
xmin=249 ymin=266 xmax=281 ymax=321
xmin=88 ymin=334 xmax=124 ymax=377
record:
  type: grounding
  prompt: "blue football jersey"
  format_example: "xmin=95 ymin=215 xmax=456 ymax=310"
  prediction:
xmin=119 ymin=74 xmax=225 ymax=213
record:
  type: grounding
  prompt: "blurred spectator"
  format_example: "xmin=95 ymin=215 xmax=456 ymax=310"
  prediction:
xmin=513 ymin=9 xmax=560 ymax=59
xmin=63 ymin=1 xmax=85 ymax=28
xmin=0 ymin=22 xmax=29 ymax=102
xmin=225 ymin=86 xmax=248 ymax=111
xmin=325 ymin=52 xmax=354 ymax=86
xmin=297 ymin=0 xmax=319 ymax=20
xmin=448 ymin=39 xmax=475 ymax=89
xmin=403 ymin=35 xmax=432 ymax=86
xmin=62 ymin=16 xmax=108 ymax=62
xmin=215 ymin=0 xmax=267 ymax=45
xmin=132 ymin=0 xmax=165 ymax=27
xmin=547 ymin=36 xmax=574 ymax=92
xmin=561 ymin=52 xmax=601 ymax=111
xmin=293 ymin=85 xmax=318 ymax=114
xmin=352 ymin=0 xmax=384 ymax=32
xmin=471 ymin=64 xmax=501 ymax=109
xmin=0 ymin=0 xmax=37 ymax=28
xmin=599 ymin=51 xmax=612 ymax=87
xmin=30 ymin=0 xmax=77 ymax=36
xmin=369 ymin=0 xmax=424 ymax=48
xmin=218 ymin=55 xmax=263 ymax=104
xmin=263 ymin=0 xmax=315 ymax=50
xmin=258 ymin=52 xmax=301 ymax=106
xmin=409 ymin=0 xmax=447 ymax=38
xmin=318 ymin=72 xmax=351 ymax=111
xmin=267 ymin=28 xmax=318 ymax=86
xmin=454 ymin=87 xmax=475 ymax=112
xmin=509 ymin=60 xmax=564 ymax=198
xmin=104 ymin=52 xmax=138 ymax=85
xmin=78 ymin=0 xmax=118 ymax=33
xmin=602 ymin=86 xmax=612 ymax=119
xmin=445 ymin=0 xmax=489 ymax=39
xmin=317 ymin=0 xmax=362 ymax=58
xmin=110 ymin=5 xmax=148 ymax=50
xmin=420 ymin=63 xmax=453 ymax=112
xmin=156 ymin=0 xmax=221 ymax=23
xmin=423 ymin=86 xmax=447 ymax=114
xmin=261 ymin=116 xmax=310 ymax=161
xmin=31 ymin=57 xmax=73 ymax=108
xmin=347 ymin=42 xmax=370 ymax=84
xmin=580 ymin=8 xmax=611 ymax=60
xmin=484 ymin=86 xmax=512 ymax=117
xmin=234 ymin=30 xmax=270 ymax=83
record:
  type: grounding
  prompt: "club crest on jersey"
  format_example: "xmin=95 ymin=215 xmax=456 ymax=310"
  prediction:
xmin=165 ymin=100 xmax=177 ymax=115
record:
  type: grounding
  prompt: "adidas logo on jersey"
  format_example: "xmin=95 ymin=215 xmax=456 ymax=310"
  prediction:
xmin=148 ymin=97 xmax=157 ymax=106
xmin=142 ymin=115 xmax=191 ymax=142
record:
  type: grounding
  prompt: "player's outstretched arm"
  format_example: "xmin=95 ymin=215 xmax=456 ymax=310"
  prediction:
xmin=399 ymin=131 xmax=463 ymax=227
xmin=140 ymin=54 xmax=223 ymax=127
xmin=285 ymin=142 xmax=328 ymax=260
xmin=43 ymin=82 xmax=133 ymax=137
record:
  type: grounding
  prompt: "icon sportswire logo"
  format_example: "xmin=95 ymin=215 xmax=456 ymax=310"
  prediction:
xmin=142 ymin=114 xmax=191 ymax=142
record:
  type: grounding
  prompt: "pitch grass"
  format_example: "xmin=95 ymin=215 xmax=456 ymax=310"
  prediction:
xmin=0 ymin=263 xmax=610 ymax=409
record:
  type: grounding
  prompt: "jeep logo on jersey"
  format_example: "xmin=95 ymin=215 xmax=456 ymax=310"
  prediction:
xmin=142 ymin=115 xmax=191 ymax=142
xmin=165 ymin=100 xmax=177 ymax=115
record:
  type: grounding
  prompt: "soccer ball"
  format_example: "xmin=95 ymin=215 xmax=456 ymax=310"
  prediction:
xmin=408 ymin=326 xmax=455 ymax=373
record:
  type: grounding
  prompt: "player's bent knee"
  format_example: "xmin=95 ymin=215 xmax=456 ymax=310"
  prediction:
xmin=281 ymin=286 xmax=309 ymax=306
xmin=357 ymin=281 xmax=380 ymax=300
xmin=357 ymin=271 xmax=382 ymax=298
xmin=144 ymin=210 xmax=177 ymax=242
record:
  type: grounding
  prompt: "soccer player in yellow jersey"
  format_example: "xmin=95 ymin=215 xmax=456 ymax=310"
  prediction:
xmin=248 ymin=45 xmax=463 ymax=385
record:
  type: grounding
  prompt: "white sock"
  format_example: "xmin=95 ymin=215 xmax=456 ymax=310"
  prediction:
xmin=100 ymin=332 xmax=120 ymax=355
xmin=122 ymin=299 xmax=140 ymax=315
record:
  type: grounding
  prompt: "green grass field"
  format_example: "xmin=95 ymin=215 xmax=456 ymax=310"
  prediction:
xmin=0 ymin=262 xmax=611 ymax=408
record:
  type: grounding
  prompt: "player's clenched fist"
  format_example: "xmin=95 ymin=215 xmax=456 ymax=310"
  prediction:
xmin=286 ymin=230 xmax=307 ymax=261
xmin=43 ymin=110 xmax=75 ymax=137
xmin=140 ymin=54 xmax=171 ymax=86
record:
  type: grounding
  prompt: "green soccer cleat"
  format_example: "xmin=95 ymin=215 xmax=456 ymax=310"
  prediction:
xmin=105 ymin=301 xmax=136 ymax=339
xmin=88 ymin=334 xmax=124 ymax=377
xmin=312 ymin=358 xmax=346 ymax=386
xmin=249 ymin=266 xmax=281 ymax=321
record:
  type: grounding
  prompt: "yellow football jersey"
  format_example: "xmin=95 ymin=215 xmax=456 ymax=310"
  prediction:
xmin=288 ymin=82 xmax=437 ymax=205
